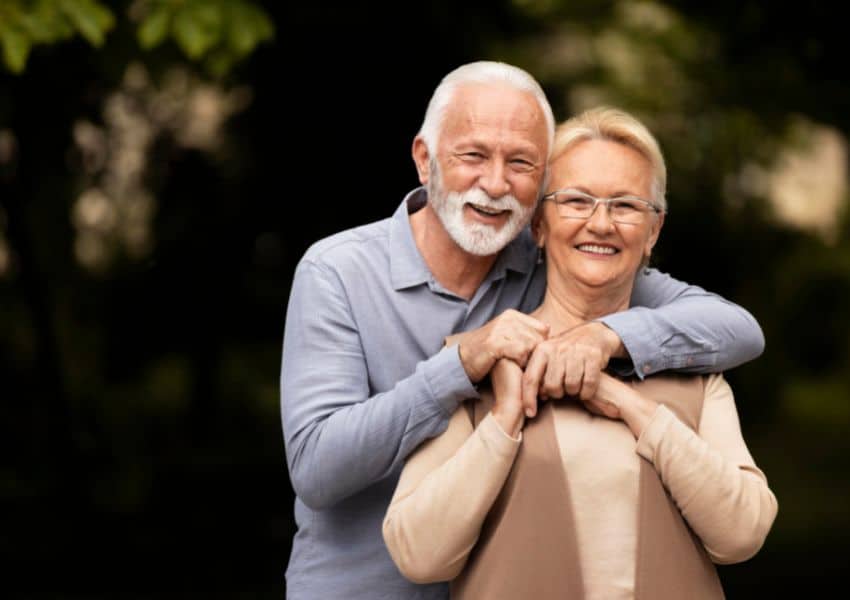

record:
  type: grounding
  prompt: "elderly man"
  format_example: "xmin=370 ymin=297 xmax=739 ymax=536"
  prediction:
xmin=280 ymin=61 xmax=763 ymax=598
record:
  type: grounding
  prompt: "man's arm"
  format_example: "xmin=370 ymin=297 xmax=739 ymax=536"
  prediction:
xmin=601 ymin=267 xmax=765 ymax=377
xmin=280 ymin=260 xmax=473 ymax=510
xmin=520 ymin=268 xmax=764 ymax=408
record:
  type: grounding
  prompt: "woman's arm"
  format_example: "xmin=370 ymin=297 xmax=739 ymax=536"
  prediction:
xmin=599 ymin=374 xmax=778 ymax=563
xmin=382 ymin=361 xmax=525 ymax=583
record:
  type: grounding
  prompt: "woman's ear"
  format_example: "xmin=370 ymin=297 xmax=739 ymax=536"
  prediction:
xmin=644 ymin=211 xmax=665 ymax=257
xmin=412 ymin=137 xmax=431 ymax=185
xmin=531 ymin=208 xmax=547 ymax=248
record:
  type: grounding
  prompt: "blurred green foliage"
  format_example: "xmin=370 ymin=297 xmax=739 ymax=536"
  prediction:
xmin=0 ymin=0 xmax=273 ymax=75
xmin=0 ymin=0 xmax=114 ymax=72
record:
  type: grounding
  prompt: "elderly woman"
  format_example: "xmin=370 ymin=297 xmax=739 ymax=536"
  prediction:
xmin=382 ymin=107 xmax=778 ymax=599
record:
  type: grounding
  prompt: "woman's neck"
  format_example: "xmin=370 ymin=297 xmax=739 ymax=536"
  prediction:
xmin=531 ymin=276 xmax=633 ymax=333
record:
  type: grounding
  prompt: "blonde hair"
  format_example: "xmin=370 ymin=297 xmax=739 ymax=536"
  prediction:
xmin=551 ymin=107 xmax=667 ymax=211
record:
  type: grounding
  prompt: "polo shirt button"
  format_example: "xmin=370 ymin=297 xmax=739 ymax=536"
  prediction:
xmin=686 ymin=357 xmax=694 ymax=366
xmin=642 ymin=363 xmax=652 ymax=374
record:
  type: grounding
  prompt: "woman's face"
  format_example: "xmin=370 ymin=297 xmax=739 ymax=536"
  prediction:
xmin=536 ymin=139 xmax=664 ymax=292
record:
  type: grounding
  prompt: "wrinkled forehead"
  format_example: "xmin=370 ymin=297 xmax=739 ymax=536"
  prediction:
xmin=439 ymin=84 xmax=549 ymax=153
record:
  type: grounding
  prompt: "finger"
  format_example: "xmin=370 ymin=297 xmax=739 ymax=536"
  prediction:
xmin=500 ymin=322 xmax=546 ymax=348
xmin=563 ymin=353 xmax=584 ymax=396
xmin=500 ymin=329 xmax=546 ymax=367
xmin=522 ymin=349 xmax=548 ymax=417
xmin=499 ymin=339 xmax=532 ymax=368
xmin=541 ymin=349 xmax=566 ymax=400
xmin=510 ymin=311 xmax=551 ymax=336
xmin=582 ymin=399 xmax=605 ymax=417
xmin=580 ymin=356 xmax=601 ymax=401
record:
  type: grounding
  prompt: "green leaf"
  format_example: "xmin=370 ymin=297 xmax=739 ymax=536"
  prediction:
xmin=172 ymin=2 xmax=223 ymax=60
xmin=0 ymin=26 xmax=32 ymax=74
xmin=58 ymin=0 xmax=115 ymax=47
xmin=138 ymin=4 xmax=172 ymax=50
xmin=20 ymin=6 xmax=66 ymax=43
xmin=226 ymin=1 xmax=275 ymax=57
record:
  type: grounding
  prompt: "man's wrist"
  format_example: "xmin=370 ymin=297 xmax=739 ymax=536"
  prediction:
xmin=458 ymin=341 xmax=491 ymax=383
xmin=596 ymin=321 xmax=627 ymax=359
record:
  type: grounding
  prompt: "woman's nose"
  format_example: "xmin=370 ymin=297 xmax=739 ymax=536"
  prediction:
xmin=585 ymin=200 xmax=615 ymax=233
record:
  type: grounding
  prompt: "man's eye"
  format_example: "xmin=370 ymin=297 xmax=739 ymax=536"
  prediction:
xmin=462 ymin=152 xmax=485 ymax=160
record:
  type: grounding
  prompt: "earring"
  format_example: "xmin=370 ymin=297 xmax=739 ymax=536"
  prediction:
xmin=536 ymin=246 xmax=544 ymax=264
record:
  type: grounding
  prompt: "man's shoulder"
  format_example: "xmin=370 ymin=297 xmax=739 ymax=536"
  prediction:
xmin=299 ymin=216 xmax=393 ymax=272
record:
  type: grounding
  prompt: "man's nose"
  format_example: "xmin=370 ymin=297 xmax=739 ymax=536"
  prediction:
xmin=478 ymin=159 xmax=511 ymax=199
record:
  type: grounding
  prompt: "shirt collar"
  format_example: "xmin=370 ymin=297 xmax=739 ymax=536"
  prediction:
xmin=389 ymin=187 xmax=537 ymax=291
xmin=389 ymin=188 xmax=433 ymax=290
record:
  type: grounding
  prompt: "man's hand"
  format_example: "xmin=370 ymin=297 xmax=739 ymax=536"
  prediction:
xmin=521 ymin=321 xmax=625 ymax=415
xmin=450 ymin=309 xmax=550 ymax=383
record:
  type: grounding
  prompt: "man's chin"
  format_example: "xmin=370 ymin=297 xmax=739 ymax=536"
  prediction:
xmin=452 ymin=227 xmax=514 ymax=257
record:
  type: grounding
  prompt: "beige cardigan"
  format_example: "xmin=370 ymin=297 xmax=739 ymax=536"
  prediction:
xmin=383 ymin=374 xmax=777 ymax=599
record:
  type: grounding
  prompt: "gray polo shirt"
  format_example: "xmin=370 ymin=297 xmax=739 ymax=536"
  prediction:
xmin=280 ymin=188 xmax=763 ymax=599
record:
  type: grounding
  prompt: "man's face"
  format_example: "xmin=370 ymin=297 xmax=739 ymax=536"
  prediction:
xmin=426 ymin=84 xmax=549 ymax=256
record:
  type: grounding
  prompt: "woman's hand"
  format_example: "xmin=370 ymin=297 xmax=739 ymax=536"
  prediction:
xmin=593 ymin=373 xmax=659 ymax=439
xmin=521 ymin=322 xmax=624 ymax=411
xmin=490 ymin=358 xmax=526 ymax=438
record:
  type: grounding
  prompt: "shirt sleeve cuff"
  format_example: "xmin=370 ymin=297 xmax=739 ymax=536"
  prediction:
xmin=422 ymin=345 xmax=480 ymax=416
xmin=636 ymin=403 xmax=675 ymax=462
xmin=478 ymin=412 xmax=522 ymax=458
xmin=598 ymin=310 xmax=661 ymax=380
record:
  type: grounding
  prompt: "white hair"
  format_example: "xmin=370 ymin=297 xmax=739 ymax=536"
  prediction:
xmin=418 ymin=61 xmax=555 ymax=159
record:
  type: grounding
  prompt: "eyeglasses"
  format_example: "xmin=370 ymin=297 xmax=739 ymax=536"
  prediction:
xmin=542 ymin=188 xmax=662 ymax=225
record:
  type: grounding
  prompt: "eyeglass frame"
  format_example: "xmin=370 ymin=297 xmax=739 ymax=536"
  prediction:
xmin=541 ymin=188 xmax=663 ymax=225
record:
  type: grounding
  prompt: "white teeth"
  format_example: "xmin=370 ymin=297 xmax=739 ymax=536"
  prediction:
xmin=470 ymin=204 xmax=505 ymax=216
xmin=577 ymin=244 xmax=616 ymax=255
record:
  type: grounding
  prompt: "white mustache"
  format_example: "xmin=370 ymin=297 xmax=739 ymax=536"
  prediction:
xmin=457 ymin=187 xmax=521 ymax=211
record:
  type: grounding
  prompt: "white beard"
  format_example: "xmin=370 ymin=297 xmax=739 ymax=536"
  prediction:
xmin=428 ymin=167 xmax=534 ymax=257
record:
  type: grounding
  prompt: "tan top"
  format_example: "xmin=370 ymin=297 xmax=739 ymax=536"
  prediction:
xmin=383 ymin=374 xmax=777 ymax=597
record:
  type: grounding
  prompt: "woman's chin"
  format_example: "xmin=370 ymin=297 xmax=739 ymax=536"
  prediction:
xmin=570 ymin=267 xmax=622 ymax=289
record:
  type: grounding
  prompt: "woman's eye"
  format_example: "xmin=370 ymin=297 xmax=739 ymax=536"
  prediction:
xmin=611 ymin=200 xmax=640 ymax=211
xmin=564 ymin=196 xmax=593 ymax=207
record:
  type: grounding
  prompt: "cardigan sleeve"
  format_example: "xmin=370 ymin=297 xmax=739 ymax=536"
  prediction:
xmin=635 ymin=374 xmax=778 ymax=564
xmin=383 ymin=405 xmax=521 ymax=583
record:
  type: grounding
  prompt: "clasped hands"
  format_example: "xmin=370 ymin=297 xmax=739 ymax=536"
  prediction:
xmin=451 ymin=311 xmax=626 ymax=437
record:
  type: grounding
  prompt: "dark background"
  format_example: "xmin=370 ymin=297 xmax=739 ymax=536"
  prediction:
xmin=2 ymin=1 xmax=848 ymax=597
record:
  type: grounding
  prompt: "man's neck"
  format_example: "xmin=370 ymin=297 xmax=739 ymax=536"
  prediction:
xmin=409 ymin=203 xmax=499 ymax=301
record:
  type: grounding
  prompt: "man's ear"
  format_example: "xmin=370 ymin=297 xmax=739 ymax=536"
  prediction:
xmin=412 ymin=137 xmax=431 ymax=185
